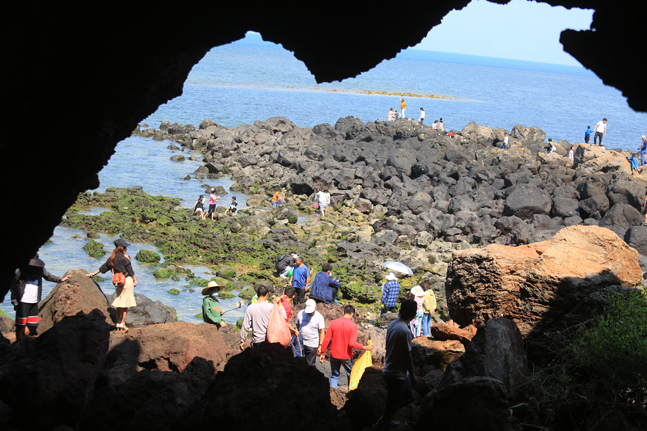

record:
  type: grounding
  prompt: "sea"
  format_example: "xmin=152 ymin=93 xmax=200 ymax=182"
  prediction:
xmin=3 ymin=31 xmax=646 ymax=324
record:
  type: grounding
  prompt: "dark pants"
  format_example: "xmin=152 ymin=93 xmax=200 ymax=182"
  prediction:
xmin=330 ymin=357 xmax=353 ymax=388
xmin=594 ymin=131 xmax=604 ymax=146
xmin=381 ymin=374 xmax=414 ymax=424
xmin=293 ymin=287 xmax=306 ymax=304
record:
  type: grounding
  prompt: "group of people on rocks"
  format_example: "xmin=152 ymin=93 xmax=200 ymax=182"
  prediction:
xmin=194 ymin=188 xmax=238 ymax=219
xmin=386 ymin=97 xmax=444 ymax=130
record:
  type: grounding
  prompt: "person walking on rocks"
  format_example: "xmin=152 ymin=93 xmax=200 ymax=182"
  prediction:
xmin=289 ymin=255 xmax=310 ymax=304
xmin=639 ymin=135 xmax=647 ymax=166
xmin=381 ymin=272 xmax=400 ymax=315
xmin=418 ymin=107 xmax=425 ymax=124
xmin=309 ymin=262 xmax=342 ymax=305
xmin=399 ymin=97 xmax=407 ymax=118
xmin=207 ymin=188 xmax=221 ymax=220
xmin=296 ymin=299 xmax=326 ymax=366
xmin=374 ymin=299 xmax=418 ymax=430
xmin=593 ymin=118 xmax=607 ymax=146
xmin=87 ymin=238 xmax=137 ymax=332
xmin=584 ymin=125 xmax=594 ymax=144
xmin=316 ymin=189 xmax=331 ymax=218
xmin=240 ymin=285 xmax=279 ymax=350
xmin=319 ymin=304 xmax=373 ymax=389
xmin=11 ymin=254 xmax=70 ymax=340
xmin=201 ymin=281 xmax=228 ymax=329
xmin=193 ymin=195 xmax=206 ymax=219
xmin=421 ymin=281 xmax=436 ymax=337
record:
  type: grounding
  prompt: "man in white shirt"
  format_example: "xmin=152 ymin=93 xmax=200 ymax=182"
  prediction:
xmin=295 ymin=299 xmax=326 ymax=366
xmin=594 ymin=118 xmax=607 ymax=146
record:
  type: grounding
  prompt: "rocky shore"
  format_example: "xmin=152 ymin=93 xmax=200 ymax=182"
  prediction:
xmin=1 ymin=117 xmax=646 ymax=430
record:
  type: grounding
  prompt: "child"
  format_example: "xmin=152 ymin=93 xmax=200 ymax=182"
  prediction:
xmin=225 ymin=196 xmax=238 ymax=215
xmin=194 ymin=195 xmax=206 ymax=219
xmin=584 ymin=125 xmax=594 ymax=144
xmin=628 ymin=154 xmax=640 ymax=175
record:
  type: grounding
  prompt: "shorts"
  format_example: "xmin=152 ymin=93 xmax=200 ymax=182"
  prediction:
xmin=207 ymin=204 xmax=217 ymax=214
xmin=15 ymin=302 xmax=39 ymax=328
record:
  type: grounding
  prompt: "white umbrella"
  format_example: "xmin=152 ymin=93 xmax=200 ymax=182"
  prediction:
xmin=382 ymin=261 xmax=413 ymax=275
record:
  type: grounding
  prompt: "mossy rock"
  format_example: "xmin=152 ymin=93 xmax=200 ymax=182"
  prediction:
xmin=135 ymin=249 xmax=161 ymax=263
xmin=167 ymin=288 xmax=180 ymax=295
xmin=239 ymin=287 xmax=257 ymax=299
xmin=82 ymin=240 xmax=106 ymax=258
xmin=153 ymin=268 xmax=175 ymax=279
xmin=218 ymin=291 xmax=235 ymax=299
xmin=218 ymin=267 xmax=237 ymax=280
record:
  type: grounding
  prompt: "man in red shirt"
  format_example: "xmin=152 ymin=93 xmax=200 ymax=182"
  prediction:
xmin=319 ymin=304 xmax=373 ymax=388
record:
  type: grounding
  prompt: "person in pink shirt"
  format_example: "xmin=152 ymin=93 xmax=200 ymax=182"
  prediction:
xmin=206 ymin=188 xmax=220 ymax=220
xmin=319 ymin=304 xmax=373 ymax=388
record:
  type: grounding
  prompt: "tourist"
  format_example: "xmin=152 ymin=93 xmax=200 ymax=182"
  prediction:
xmin=240 ymin=284 xmax=279 ymax=350
xmin=547 ymin=139 xmax=556 ymax=153
xmin=399 ymin=97 xmax=406 ymax=118
xmin=501 ymin=133 xmax=509 ymax=150
xmin=319 ymin=304 xmax=373 ymax=389
xmin=418 ymin=107 xmax=425 ymax=124
xmin=193 ymin=195 xmax=206 ymax=219
xmin=315 ymin=189 xmax=331 ymax=217
xmin=381 ymin=272 xmax=400 ymax=315
xmin=410 ymin=285 xmax=425 ymax=337
xmin=225 ymin=196 xmax=238 ymax=216
xmin=276 ymin=252 xmax=296 ymax=279
xmin=568 ymin=146 xmax=575 ymax=162
xmin=432 ymin=120 xmax=438 ymax=130
xmin=388 ymin=108 xmax=395 ymax=121
xmin=279 ymin=286 xmax=296 ymax=322
xmin=421 ymin=281 xmax=436 ymax=337
xmin=438 ymin=118 xmax=444 ymax=131
xmin=593 ymin=118 xmax=607 ymax=146
xmin=374 ymin=299 xmax=418 ymax=430
xmin=207 ymin=188 xmax=221 ymax=220
xmin=628 ymin=153 xmax=640 ymax=175
xmin=289 ymin=255 xmax=310 ymax=304
xmin=87 ymin=238 xmax=137 ymax=331
xmin=296 ymin=299 xmax=326 ymax=366
xmin=10 ymin=254 xmax=70 ymax=339
xmin=309 ymin=262 xmax=342 ymax=305
xmin=584 ymin=125 xmax=594 ymax=144
xmin=201 ymin=281 xmax=228 ymax=329
xmin=640 ymin=135 xmax=647 ymax=166
xmin=272 ymin=190 xmax=282 ymax=208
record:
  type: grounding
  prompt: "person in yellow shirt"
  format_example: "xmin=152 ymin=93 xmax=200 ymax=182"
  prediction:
xmin=399 ymin=97 xmax=407 ymax=118
xmin=420 ymin=281 xmax=436 ymax=337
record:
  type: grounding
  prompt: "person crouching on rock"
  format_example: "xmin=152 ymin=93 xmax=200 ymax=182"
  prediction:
xmin=10 ymin=254 xmax=70 ymax=340
xmin=202 ymin=281 xmax=228 ymax=329
xmin=87 ymin=238 xmax=137 ymax=332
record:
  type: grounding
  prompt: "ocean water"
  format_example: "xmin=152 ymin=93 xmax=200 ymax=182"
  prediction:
xmin=3 ymin=31 xmax=646 ymax=323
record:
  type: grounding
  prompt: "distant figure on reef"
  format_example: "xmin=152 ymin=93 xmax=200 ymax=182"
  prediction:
xmin=315 ymin=189 xmax=331 ymax=218
xmin=289 ymin=255 xmax=310 ymax=304
xmin=225 ymin=196 xmax=238 ymax=216
xmin=547 ymin=139 xmax=556 ymax=153
xmin=438 ymin=118 xmax=444 ymax=131
xmin=594 ymin=118 xmax=607 ymax=146
xmin=388 ymin=108 xmax=395 ymax=121
xmin=399 ymin=97 xmax=407 ymax=118
xmin=501 ymin=133 xmax=509 ymax=150
xmin=374 ymin=299 xmax=418 ymax=430
xmin=207 ymin=188 xmax=221 ymax=220
xmin=296 ymin=299 xmax=326 ymax=366
xmin=202 ymin=281 xmax=228 ymax=329
xmin=271 ymin=190 xmax=282 ymax=208
xmin=421 ymin=281 xmax=436 ymax=337
xmin=640 ymin=135 xmax=647 ymax=166
xmin=87 ymin=238 xmax=137 ymax=332
xmin=569 ymin=146 xmax=575 ymax=162
xmin=419 ymin=107 xmax=425 ymax=123
xmin=309 ymin=262 xmax=342 ymax=305
xmin=432 ymin=120 xmax=438 ymax=130
xmin=194 ymin=195 xmax=206 ymax=219
xmin=11 ymin=254 xmax=70 ymax=340
xmin=319 ymin=304 xmax=373 ymax=389
xmin=275 ymin=252 xmax=296 ymax=279
xmin=628 ymin=154 xmax=640 ymax=175
xmin=240 ymin=284 xmax=279 ymax=350
xmin=584 ymin=125 xmax=594 ymax=144
xmin=381 ymin=272 xmax=401 ymax=315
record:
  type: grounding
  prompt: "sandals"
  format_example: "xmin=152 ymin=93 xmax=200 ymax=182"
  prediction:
xmin=114 ymin=323 xmax=129 ymax=332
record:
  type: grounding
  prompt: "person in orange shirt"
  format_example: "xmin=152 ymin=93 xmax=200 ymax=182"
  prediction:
xmin=319 ymin=304 xmax=373 ymax=388
xmin=399 ymin=97 xmax=407 ymax=118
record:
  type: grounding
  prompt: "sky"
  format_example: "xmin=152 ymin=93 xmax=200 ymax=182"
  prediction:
xmin=415 ymin=0 xmax=594 ymax=66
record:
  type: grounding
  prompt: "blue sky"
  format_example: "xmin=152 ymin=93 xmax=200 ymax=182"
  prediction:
xmin=415 ymin=0 xmax=593 ymax=66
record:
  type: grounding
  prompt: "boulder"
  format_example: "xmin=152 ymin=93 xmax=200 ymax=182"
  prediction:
xmin=411 ymin=338 xmax=465 ymax=371
xmin=446 ymin=225 xmax=642 ymax=337
xmin=504 ymin=184 xmax=552 ymax=219
xmin=105 ymin=292 xmax=177 ymax=328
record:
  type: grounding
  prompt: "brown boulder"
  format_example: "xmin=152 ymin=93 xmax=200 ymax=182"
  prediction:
xmin=446 ymin=225 xmax=642 ymax=337
xmin=39 ymin=269 xmax=112 ymax=333
xmin=429 ymin=323 xmax=476 ymax=346
xmin=412 ymin=338 xmax=465 ymax=371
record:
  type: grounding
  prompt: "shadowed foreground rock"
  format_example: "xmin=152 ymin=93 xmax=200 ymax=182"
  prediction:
xmin=446 ymin=225 xmax=643 ymax=336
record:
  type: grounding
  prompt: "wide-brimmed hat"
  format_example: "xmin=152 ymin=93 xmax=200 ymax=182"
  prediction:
xmin=305 ymin=299 xmax=316 ymax=313
xmin=28 ymin=254 xmax=45 ymax=268
xmin=411 ymin=285 xmax=424 ymax=297
xmin=202 ymin=280 xmax=225 ymax=295
xmin=385 ymin=272 xmax=398 ymax=281
xmin=114 ymin=238 xmax=130 ymax=248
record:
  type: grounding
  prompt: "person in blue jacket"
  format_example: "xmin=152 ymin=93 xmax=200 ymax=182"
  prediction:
xmin=628 ymin=153 xmax=640 ymax=175
xmin=308 ymin=262 xmax=342 ymax=305
xmin=639 ymin=135 xmax=647 ymax=166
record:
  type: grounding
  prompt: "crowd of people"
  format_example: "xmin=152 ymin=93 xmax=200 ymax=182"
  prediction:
xmin=386 ymin=97 xmax=444 ymax=131
xmin=194 ymin=188 xmax=239 ymax=219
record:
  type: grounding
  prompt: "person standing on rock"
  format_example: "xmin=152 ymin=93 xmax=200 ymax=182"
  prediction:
xmin=201 ymin=281 xmax=228 ymax=329
xmin=399 ymin=97 xmax=407 ymax=118
xmin=374 ymin=299 xmax=418 ymax=430
xmin=501 ymin=133 xmax=509 ymax=150
xmin=438 ymin=118 xmax=444 ymax=131
xmin=319 ymin=304 xmax=373 ymax=389
xmin=388 ymin=108 xmax=395 ymax=121
xmin=207 ymin=188 xmax=220 ymax=220
xmin=239 ymin=284 xmax=278 ymax=350
xmin=296 ymin=299 xmax=326 ymax=366
xmin=309 ymin=262 xmax=342 ymax=305
xmin=289 ymin=255 xmax=310 ymax=304
xmin=639 ymin=135 xmax=647 ymax=166
xmin=420 ymin=281 xmax=436 ymax=337
xmin=410 ymin=285 xmax=425 ymax=337
xmin=593 ymin=118 xmax=607 ymax=146
xmin=87 ymin=238 xmax=137 ymax=332
xmin=10 ymin=254 xmax=70 ymax=340
xmin=584 ymin=125 xmax=594 ymax=144
xmin=418 ymin=107 xmax=425 ymax=124
xmin=380 ymin=272 xmax=400 ymax=315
